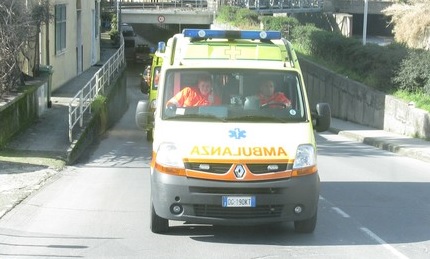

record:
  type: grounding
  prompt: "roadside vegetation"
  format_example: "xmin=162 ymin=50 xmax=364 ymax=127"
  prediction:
xmin=0 ymin=150 xmax=66 ymax=171
xmin=216 ymin=2 xmax=430 ymax=112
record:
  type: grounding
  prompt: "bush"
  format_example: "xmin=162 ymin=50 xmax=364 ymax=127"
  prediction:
xmin=235 ymin=8 xmax=259 ymax=29
xmin=215 ymin=7 xmax=429 ymax=105
xmin=216 ymin=6 xmax=259 ymax=29
xmin=216 ymin=6 xmax=241 ymax=24
xmin=290 ymin=24 xmax=323 ymax=54
xmin=393 ymin=49 xmax=430 ymax=95
xmin=291 ymin=24 xmax=408 ymax=92
xmin=261 ymin=16 xmax=300 ymax=39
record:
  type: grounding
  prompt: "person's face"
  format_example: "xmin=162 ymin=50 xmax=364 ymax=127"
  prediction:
xmin=198 ymin=80 xmax=212 ymax=95
xmin=260 ymin=81 xmax=275 ymax=97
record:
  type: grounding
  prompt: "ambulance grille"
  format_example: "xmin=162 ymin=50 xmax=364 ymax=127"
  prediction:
xmin=194 ymin=205 xmax=283 ymax=219
xmin=185 ymin=163 xmax=231 ymax=174
xmin=247 ymin=164 xmax=292 ymax=174
xmin=189 ymin=187 xmax=282 ymax=194
xmin=185 ymin=163 xmax=292 ymax=174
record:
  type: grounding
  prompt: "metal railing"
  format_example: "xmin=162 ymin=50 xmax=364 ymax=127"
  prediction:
xmin=68 ymin=37 xmax=125 ymax=143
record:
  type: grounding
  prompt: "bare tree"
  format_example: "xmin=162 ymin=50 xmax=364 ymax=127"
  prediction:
xmin=383 ymin=0 xmax=430 ymax=50
xmin=0 ymin=0 xmax=52 ymax=98
xmin=0 ymin=0 xmax=30 ymax=96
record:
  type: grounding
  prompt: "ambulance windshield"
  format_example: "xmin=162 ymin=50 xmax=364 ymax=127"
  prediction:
xmin=162 ymin=69 xmax=307 ymax=122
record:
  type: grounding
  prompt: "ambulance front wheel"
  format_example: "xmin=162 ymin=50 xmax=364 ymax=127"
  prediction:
xmin=150 ymin=203 xmax=169 ymax=233
xmin=294 ymin=211 xmax=317 ymax=233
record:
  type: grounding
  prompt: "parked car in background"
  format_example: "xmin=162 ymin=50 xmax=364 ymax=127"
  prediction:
xmin=135 ymin=44 xmax=153 ymax=66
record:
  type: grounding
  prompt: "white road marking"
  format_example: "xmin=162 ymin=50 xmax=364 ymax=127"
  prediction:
xmin=331 ymin=207 xmax=350 ymax=218
xmin=360 ymin=227 xmax=409 ymax=259
xmin=320 ymin=196 xmax=410 ymax=259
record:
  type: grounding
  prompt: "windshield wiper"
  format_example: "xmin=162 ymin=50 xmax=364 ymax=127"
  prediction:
xmin=227 ymin=115 xmax=287 ymax=123
xmin=165 ymin=113 xmax=227 ymax=122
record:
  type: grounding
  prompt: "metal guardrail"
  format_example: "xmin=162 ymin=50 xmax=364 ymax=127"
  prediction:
xmin=68 ymin=37 xmax=125 ymax=143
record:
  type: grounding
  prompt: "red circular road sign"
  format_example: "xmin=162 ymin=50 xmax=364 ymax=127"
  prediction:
xmin=157 ymin=15 xmax=165 ymax=23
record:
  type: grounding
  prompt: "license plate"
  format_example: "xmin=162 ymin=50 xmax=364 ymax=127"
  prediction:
xmin=222 ymin=196 xmax=256 ymax=207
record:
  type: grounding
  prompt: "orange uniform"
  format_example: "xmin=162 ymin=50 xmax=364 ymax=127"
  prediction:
xmin=258 ymin=92 xmax=291 ymax=107
xmin=169 ymin=87 xmax=221 ymax=107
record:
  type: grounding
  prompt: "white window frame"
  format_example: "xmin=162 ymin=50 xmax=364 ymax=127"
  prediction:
xmin=55 ymin=4 xmax=67 ymax=55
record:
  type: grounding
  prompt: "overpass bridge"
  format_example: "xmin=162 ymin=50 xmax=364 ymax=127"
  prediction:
xmin=120 ymin=0 xmax=395 ymax=25
xmin=120 ymin=1 xmax=325 ymax=25
xmin=121 ymin=8 xmax=214 ymax=24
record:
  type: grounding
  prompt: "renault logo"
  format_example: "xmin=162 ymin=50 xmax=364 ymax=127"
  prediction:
xmin=234 ymin=165 xmax=246 ymax=179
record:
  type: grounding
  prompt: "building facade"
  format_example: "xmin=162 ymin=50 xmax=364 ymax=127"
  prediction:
xmin=31 ymin=0 xmax=101 ymax=92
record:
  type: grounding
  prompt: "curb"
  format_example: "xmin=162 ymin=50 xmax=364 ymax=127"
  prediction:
xmin=329 ymin=127 xmax=430 ymax=163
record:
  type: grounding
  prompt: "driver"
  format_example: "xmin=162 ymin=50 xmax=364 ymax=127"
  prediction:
xmin=257 ymin=79 xmax=291 ymax=108
xmin=166 ymin=74 xmax=221 ymax=107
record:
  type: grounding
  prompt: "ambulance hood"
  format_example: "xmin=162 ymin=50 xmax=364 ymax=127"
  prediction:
xmin=154 ymin=121 xmax=315 ymax=161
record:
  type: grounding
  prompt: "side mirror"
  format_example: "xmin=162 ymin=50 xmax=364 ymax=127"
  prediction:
xmin=135 ymin=100 xmax=151 ymax=130
xmin=313 ymin=103 xmax=331 ymax=132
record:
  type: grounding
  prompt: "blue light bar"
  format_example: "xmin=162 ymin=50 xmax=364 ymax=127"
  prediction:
xmin=182 ymin=29 xmax=281 ymax=40
xmin=157 ymin=41 xmax=166 ymax=53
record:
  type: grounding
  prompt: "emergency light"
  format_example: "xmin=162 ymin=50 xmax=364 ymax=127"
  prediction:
xmin=157 ymin=41 xmax=166 ymax=53
xmin=183 ymin=29 xmax=281 ymax=40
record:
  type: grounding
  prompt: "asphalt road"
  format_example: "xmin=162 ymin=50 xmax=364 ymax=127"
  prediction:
xmin=0 ymin=64 xmax=429 ymax=259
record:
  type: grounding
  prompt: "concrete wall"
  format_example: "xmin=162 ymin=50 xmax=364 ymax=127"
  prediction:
xmin=301 ymin=57 xmax=430 ymax=139
xmin=0 ymin=78 xmax=48 ymax=148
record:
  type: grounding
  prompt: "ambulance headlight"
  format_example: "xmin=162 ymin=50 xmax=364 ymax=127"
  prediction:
xmin=156 ymin=143 xmax=185 ymax=168
xmin=293 ymin=144 xmax=316 ymax=169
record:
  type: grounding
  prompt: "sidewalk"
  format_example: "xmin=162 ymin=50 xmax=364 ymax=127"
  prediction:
xmin=3 ymin=34 xmax=118 ymax=161
xmin=329 ymin=118 xmax=430 ymax=163
xmin=0 ymin=33 xmax=120 ymax=218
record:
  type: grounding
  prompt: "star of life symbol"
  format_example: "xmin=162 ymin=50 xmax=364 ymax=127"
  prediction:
xmin=234 ymin=164 xmax=246 ymax=179
xmin=229 ymin=128 xmax=246 ymax=140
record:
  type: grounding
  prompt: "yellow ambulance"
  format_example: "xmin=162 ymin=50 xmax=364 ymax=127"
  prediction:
xmin=135 ymin=29 xmax=331 ymax=233
xmin=137 ymin=42 xmax=165 ymax=141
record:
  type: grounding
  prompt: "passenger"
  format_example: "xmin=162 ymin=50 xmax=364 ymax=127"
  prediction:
xmin=167 ymin=75 xmax=221 ymax=107
xmin=144 ymin=66 xmax=151 ymax=83
xmin=257 ymin=79 xmax=291 ymax=108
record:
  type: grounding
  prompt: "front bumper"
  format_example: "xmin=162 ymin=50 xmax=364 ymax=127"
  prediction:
xmin=151 ymin=169 xmax=320 ymax=226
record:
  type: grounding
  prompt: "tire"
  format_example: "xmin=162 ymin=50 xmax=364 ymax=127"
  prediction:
xmin=294 ymin=212 xmax=317 ymax=233
xmin=150 ymin=203 xmax=169 ymax=234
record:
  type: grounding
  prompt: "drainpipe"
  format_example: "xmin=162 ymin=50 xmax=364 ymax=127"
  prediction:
xmin=45 ymin=11 xmax=52 ymax=108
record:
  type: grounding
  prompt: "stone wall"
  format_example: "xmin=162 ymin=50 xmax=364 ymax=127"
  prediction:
xmin=0 ymin=79 xmax=48 ymax=147
xmin=301 ymin=57 xmax=430 ymax=139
